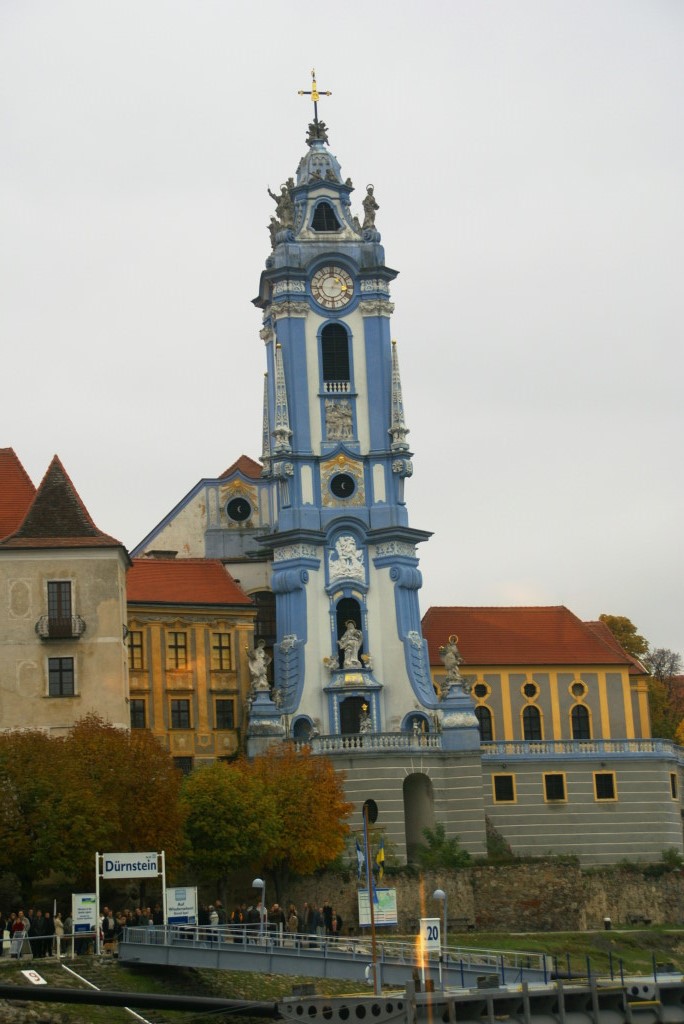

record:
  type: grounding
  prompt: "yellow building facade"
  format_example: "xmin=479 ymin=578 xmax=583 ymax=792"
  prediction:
xmin=126 ymin=557 xmax=256 ymax=769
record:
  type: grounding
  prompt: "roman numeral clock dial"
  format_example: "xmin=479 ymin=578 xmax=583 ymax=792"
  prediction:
xmin=311 ymin=266 xmax=353 ymax=310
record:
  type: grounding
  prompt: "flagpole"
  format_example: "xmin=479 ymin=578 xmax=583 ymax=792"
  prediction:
xmin=363 ymin=803 xmax=380 ymax=996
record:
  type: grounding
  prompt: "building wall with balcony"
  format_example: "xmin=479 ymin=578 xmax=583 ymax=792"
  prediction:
xmin=0 ymin=547 xmax=130 ymax=734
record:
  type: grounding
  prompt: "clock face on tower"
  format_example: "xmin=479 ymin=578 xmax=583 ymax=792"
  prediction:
xmin=330 ymin=473 xmax=356 ymax=499
xmin=226 ymin=497 xmax=252 ymax=522
xmin=311 ymin=265 xmax=354 ymax=310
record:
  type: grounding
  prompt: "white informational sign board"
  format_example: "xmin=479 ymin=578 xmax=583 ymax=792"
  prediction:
xmin=101 ymin=852 xmax=159 ymax=878
xmin=72 ymin=893 xmax=97 ymax=934
xmin=166 ymin=886 xmax=198 ymax=925
xmin=357 ymin=888 xmax=398 ymax=927
xmin=420 ymin=917 xmax=441 ymax=951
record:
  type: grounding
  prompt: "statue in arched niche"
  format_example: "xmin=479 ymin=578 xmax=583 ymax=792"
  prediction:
xmin=338 ymin=620 xmax=363 ymax=668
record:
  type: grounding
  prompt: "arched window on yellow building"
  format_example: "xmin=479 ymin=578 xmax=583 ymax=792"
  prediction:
xmin=571 ymin=703 xmax=591 ymax=739
xmin=522 ymin=704 xmax=542 ymax=741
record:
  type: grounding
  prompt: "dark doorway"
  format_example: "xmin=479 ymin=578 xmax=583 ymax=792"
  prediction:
xmin=340 ymin=696 xmax=365 ymax=735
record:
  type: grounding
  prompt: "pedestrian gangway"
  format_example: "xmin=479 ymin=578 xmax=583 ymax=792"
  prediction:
xmin=118 ymin=925 xmax=550 ymax=988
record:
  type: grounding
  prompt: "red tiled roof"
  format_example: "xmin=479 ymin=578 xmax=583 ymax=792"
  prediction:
xmin=127 ymin=558 xmax=253 ymax=606
xmin=0 ymin=448 xmax=36 ymax=540
xmin=421 ymin=606 xmax=634 ymax=667
xmin=219 ymin=455 xmax=262 ymax=480
xmin=0 ymin=455 xmax=126 ymax=552
xmin=584 ymin=620 xmax=647 ymax=675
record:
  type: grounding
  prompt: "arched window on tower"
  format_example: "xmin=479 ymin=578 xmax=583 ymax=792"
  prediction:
xmin=571 ymin=704 xmax=591 ymax=740
xmin=312 ymin=201 xmax=341 ymax=232
xmin=522 ymin=704 xmax=542 ymax=741
xmin=475 ymin=705 xmax=493 ymax=742
xmin=321 ymin=323 xmax=350 ymax=393
xmin=335 ymin=596 xmax=363 ymax=669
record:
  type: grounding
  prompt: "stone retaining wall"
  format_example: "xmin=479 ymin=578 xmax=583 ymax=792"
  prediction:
xmin=282 ymin=863 xmax=684 ymax=933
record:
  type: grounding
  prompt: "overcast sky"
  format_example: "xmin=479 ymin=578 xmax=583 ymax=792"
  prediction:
xmin=2 ymin=1 xmax=682 ymax=658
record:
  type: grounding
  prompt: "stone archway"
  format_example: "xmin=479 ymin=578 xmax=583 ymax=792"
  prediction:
xmin=403 ymin=773 xmax=435 ymax=864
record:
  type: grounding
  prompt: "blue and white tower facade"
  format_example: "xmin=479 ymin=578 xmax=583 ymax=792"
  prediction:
xmin=252 ymin=106 xmax=470 ymax=748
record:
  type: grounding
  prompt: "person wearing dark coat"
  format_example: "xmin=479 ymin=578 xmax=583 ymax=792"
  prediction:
xmin=42 ymin=911 xmax=55 ymax=957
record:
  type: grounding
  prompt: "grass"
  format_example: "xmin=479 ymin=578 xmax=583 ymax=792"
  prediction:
xmin=447 ymin=926 xmax=684 ymax=977
xmin=2 ymin=929 xmax=684 ymax=1022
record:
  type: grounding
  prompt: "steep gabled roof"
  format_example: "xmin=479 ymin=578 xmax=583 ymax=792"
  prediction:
xmin=0 ymin=448 xmax=36 ymax=540
xmin=0 ymin=455 xmax=126 ymax=552
xmin=584 ymin=619 xmax=648 ymax=676
xmin=422 ymin=605 xmax=634 ymax=668
xmin=127 ymin=558 xmax=253 ymax=607
xmin=219 ymin=455 xmax=262 ymax=480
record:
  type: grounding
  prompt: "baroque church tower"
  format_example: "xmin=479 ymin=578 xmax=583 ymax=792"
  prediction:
xmin=249 ymin=76 xmax=475 ymax=749
xmin=133 ymin=77 xmax=485 ymax=859
xmin=130 ymin=77 xmax=683 ymax=866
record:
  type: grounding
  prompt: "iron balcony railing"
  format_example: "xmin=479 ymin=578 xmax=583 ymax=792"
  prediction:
xmin=35 ymin=615 xmax=86 ymax=640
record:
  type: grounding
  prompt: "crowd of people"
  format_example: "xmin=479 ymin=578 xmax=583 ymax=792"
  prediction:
xmin=224 ymin=899 xmax=344 ymax=941
xmin=0 ymin=898 xmax=345 ymax=959
xmin=0 ymin=908 xmax=65 ymax=958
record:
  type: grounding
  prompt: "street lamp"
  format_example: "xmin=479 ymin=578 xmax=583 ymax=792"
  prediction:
xmin=252 ymin=877 xmax=266 ymax=941
xmin=433 ymin=888 xmax=447 ymax=988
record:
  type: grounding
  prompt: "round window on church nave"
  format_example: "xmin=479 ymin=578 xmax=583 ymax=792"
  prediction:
xmin=522 ymin=681 xmax=539 ymax=699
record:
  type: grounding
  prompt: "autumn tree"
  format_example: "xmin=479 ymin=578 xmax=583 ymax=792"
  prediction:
xmin=598 ymin=614 xmax=649 ymax=659
xmin=600 ymin=616 xmax=683 ymax=740
xmin=63 ymin=714 xmax=188 ymax=877
xmin=0 ymin=715 xmax=186 ymax=895
xmin=182 ymin=745 xmax=353 ymax=903
xmin=644 ymin=649 xmax=684 ymax=740
xmin=249 ymin=744 xmax=353 ymax=901
xmin=0 ymin=729 xmax=107 ymax=893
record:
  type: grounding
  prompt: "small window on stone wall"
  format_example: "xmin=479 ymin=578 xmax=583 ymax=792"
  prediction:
xmin=493 ymin=774 xmax=516 ymax=803
xmin=594 ymin=772 xmax=617 ymax=801
xmin=543 ymin=772 xmax=566 ymax=802
xmin=670 ymin=773 xmax=678 ymax=800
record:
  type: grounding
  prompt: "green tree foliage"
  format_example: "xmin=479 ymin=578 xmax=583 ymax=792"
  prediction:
xmin=181 ymin=759 xmax=279 ymax=889
xmin=599 ymin=614 xmax=649 ymax=659
xmin=644 ymin=649 xmax=684 ymax=740
xmin=415 ymin=823 xmax=472 ymax=871
xmin=0 ymin=714 xmax=186 ymax=894
xmin=182 ymin=745 xmax=353 ymax=901
xmin=645 ymin=648 xmax=683 ymax=683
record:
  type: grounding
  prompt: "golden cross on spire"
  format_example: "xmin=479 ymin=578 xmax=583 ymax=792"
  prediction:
xmin=298 ymin=68 xmax=331 ymax=127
